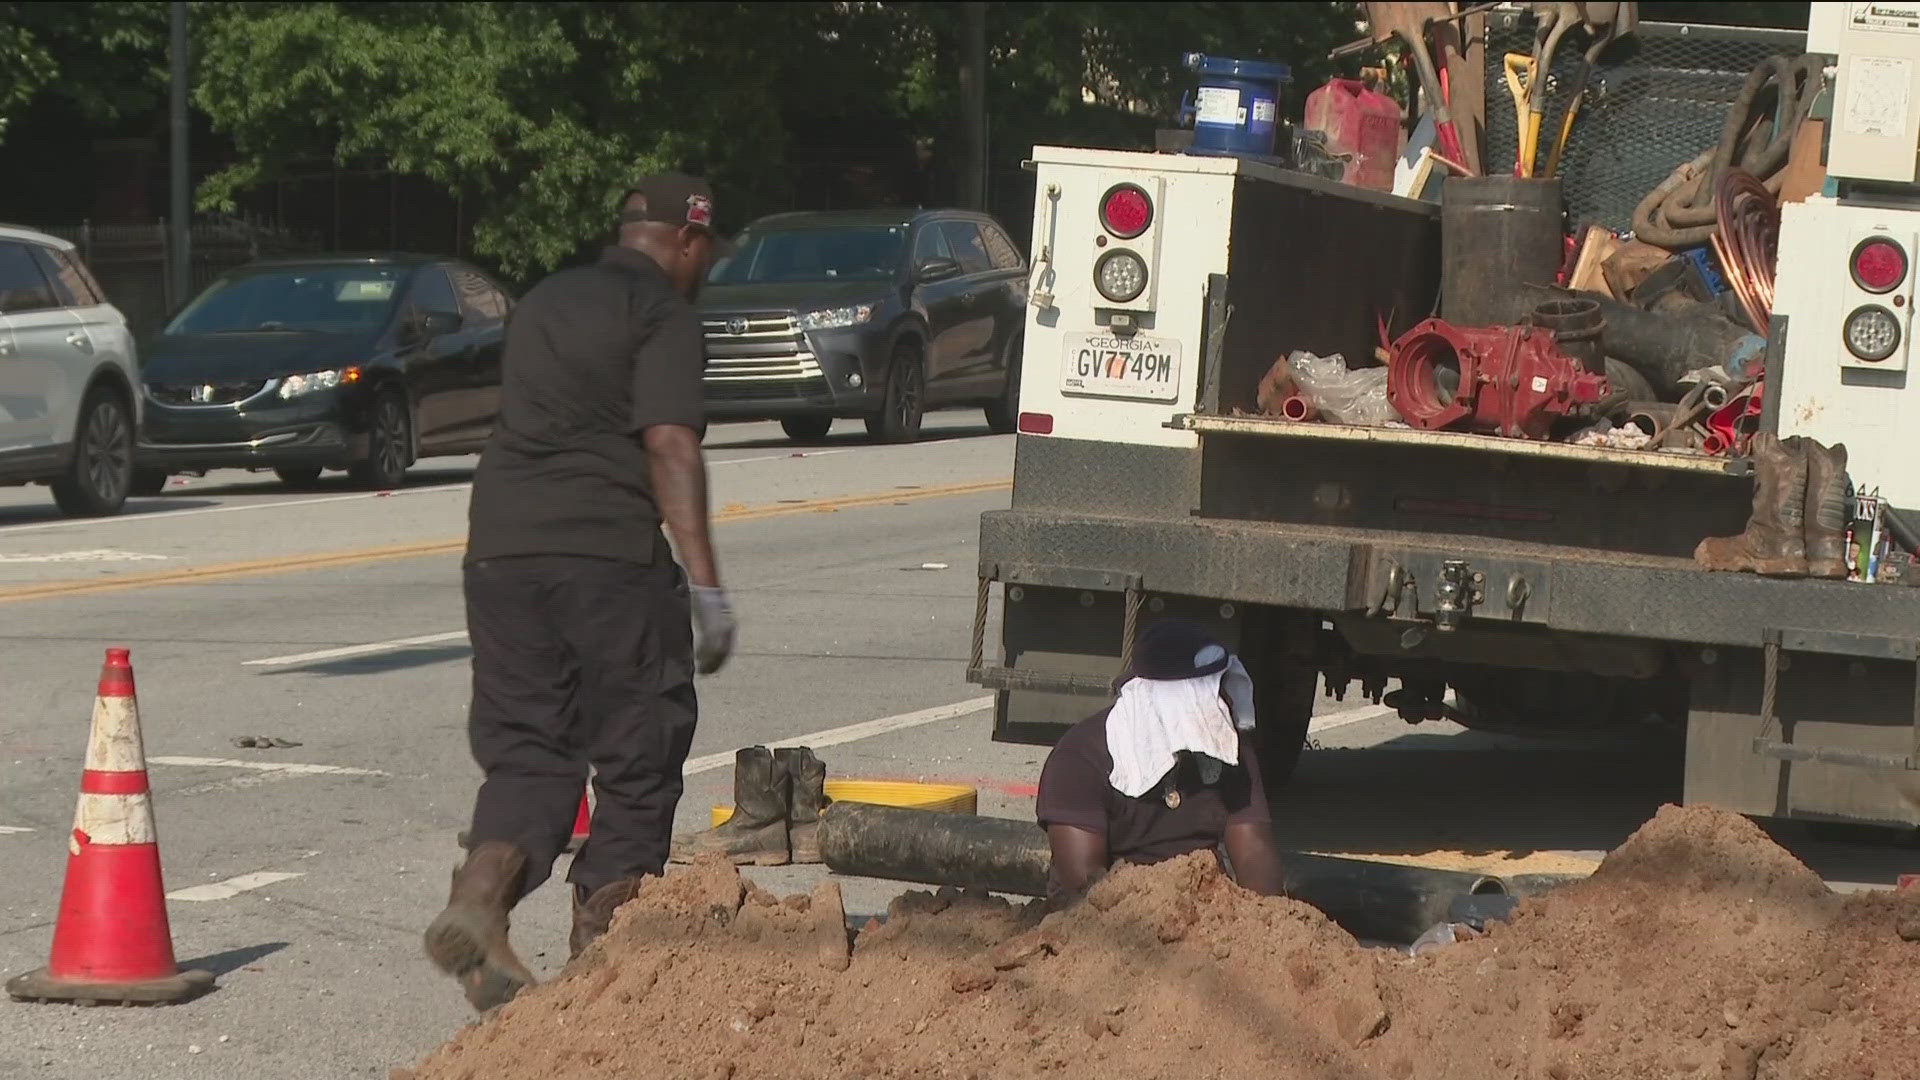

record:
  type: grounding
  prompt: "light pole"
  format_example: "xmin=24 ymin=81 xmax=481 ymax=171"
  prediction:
xmin=168 ymin=1 xmax=190 ymax=309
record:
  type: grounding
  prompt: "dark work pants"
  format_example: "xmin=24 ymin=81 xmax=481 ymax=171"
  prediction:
xmin=463 ymin=550 xmax=696 ymax=902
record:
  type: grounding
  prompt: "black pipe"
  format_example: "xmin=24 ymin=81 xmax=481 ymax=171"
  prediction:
xmin=818 ymin=803 xmax=1579 ymax=944
xmin=1518 ymin=284 xmax=1764 ymax=401
xmin=820 ymin=802 xmax=1052 ymax=898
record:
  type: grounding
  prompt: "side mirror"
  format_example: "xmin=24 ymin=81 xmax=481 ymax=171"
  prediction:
xmin=915 ymin=257 xmax=961 ymax=284
xmin=412 ymin=310 xmax=463 ymax=339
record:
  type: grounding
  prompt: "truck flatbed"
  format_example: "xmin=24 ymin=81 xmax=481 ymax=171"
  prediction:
xmin=1175 ymin=414 xmax=1753 ymax=478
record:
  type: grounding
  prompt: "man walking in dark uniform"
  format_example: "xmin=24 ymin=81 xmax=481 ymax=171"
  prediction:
xmin=424 ymin=176 xmax=735 ymax=1011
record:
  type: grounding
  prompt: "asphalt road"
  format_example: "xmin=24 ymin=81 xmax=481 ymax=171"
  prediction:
xmin=0 ymin=414 xmax=1910 ymax=1078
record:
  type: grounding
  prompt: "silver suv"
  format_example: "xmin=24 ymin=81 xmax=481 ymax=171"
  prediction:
xmin=0 ymin=224 xmax=141 ymax=516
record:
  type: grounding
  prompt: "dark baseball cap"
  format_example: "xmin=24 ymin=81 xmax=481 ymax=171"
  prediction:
xmin=619 ymin=175 xmax=715 ymax=231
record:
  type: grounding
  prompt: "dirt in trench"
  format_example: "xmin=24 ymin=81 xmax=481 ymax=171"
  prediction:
xmin=399 ymin=805 xmax=1920 ymax=1080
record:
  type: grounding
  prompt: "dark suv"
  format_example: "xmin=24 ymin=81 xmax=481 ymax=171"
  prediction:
xmin=700 ymin=209 xmax=1027 ymax=442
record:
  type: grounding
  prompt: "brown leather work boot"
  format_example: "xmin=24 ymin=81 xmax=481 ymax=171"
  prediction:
xmin=668 ymin=746 xmax=791 ymax=865
xmin=1695 ymin=433 xmax=1809 ymax=577
xmin=1803 ymin=439 xmax=1851 ymax=579
xmin=776 ymin=747 xmax=830 ymax=864
xmin=569 ymin=877 xmax=645 ymax=960
xmin=423 ymin=841 xmax=537 ymax=1011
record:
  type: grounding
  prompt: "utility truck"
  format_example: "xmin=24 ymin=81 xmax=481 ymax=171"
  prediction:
xmin=968 ymin=5 xmax=1920 ymax=830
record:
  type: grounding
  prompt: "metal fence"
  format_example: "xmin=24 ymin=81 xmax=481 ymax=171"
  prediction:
xmin=41 ymin=218 xmax=319 ymax=335
xmin=1481 ymin=16 xmax=1809 ymax=233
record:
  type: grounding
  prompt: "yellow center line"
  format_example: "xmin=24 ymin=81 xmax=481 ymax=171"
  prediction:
xmin=0 ymin=479 xmax=1010 ymax=605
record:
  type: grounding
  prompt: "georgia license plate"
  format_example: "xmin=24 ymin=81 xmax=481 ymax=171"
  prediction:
xmin=1060 ymin=333 xmax=1182 ymax=402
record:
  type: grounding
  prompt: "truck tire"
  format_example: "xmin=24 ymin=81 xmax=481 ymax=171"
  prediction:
xmin=1249 ymin=659 xmax=1317 ymax=789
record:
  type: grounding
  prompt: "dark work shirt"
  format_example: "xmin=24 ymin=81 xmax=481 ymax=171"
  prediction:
xmin=1035 ymin=709 xmax=1270 ymax=867
xmin=466 ymin=247 xmax=705 ymax=564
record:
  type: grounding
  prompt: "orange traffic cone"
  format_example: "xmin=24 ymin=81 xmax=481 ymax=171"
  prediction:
xmin=565 ymin=789 xmax=592 ymax=853
xmin=6 ymin=649 xmax=213 ymax=1005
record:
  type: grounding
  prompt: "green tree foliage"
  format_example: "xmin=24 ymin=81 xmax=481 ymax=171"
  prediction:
xmin=0 ymin=2 xmax=167 ymax=141
xmin=189 ymin=2 xmax=1364 ymax=275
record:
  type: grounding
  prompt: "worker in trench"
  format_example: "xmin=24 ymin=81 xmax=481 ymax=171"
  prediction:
xmin=423 ymin=177 xmax=736 ymax=1012
xmin=1037 ymin=620 xmax=1285 ymax=902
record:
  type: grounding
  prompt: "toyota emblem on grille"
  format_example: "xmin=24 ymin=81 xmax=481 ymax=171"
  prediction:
xmin=189 ymin=384 xmax=216 ymax=404
xmin=726 ymin=317 xmax=749 ymax=335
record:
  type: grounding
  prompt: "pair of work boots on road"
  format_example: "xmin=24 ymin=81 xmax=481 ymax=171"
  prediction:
xmin=1696 ymin=434 xmax=1850 ymax=579
xmin=670 ymin=745 xmax=828 ymax=866
xmin=423 ymin=843 xmax=644 ymax=1012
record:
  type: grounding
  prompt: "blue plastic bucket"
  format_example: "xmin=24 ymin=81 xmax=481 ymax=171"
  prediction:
xmin=1184 ymin=53 xmax=1292 ymax=158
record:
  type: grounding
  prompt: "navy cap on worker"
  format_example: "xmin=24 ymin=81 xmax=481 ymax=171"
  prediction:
xmin=1036 ymin=619 xmax=1286 ymax=904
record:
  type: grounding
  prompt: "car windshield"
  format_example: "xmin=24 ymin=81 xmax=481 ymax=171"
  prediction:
xmin=709 ymin=226 xmax=905 ymax=285
xmin=164 ymin=266 xmax=406 ymax=334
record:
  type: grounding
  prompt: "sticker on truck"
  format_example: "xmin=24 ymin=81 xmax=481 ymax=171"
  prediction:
xmin=1061 ymin=333 xmax=1182 ymax=402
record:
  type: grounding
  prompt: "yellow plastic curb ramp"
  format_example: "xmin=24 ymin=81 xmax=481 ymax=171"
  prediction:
xmin=712 ymin=779 xmax=977 ymax=827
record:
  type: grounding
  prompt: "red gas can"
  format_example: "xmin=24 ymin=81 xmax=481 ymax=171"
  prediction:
xmin=1302 ymin=78 xmax=1402 ymax=192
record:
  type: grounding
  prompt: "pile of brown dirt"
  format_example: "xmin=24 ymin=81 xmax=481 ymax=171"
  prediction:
xmin=401 ymin=806 xmax=1920 ymax=1080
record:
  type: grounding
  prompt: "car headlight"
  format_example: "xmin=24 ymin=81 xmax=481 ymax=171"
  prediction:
xmin=278 ymin=367 xmax=362 ymax=399
xmin=795 ymin=305 xmax=876 ymax=332
xmin=1094 ymin=250 xmax=1148 ymax=304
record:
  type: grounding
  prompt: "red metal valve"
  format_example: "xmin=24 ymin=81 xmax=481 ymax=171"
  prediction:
xmin=1386 ymin=318 xmax=1608 ymax=440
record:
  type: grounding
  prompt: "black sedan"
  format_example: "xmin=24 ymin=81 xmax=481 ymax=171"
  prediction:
xmin=700 ymin=209 xmax=1028 ymax=442
xmin=134 ymin=254 xmax=510 ymax=491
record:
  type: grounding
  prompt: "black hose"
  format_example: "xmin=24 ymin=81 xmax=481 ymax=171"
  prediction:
xmin=1518 ymin=284 xmax=1762 ymax=400
xmin=1632 ymin=54 xmax=1823 ymax=249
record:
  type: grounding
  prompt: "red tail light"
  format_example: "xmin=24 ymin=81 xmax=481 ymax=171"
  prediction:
xmin=1017 ymin=412 xmax=1054 ymax=435
xmin=1099 ymin=184 xmax=1153 ymax=240
xmin=1852 ymin=237 xmax=1907 ymax=294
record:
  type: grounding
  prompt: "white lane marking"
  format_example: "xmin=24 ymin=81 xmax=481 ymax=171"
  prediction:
xmin=683 ymin=696 xmax=996 ymax=776
xmin=1307 ymin=703 xmax=1395 ymax=734
xmin=0 ymin=826 xmax=34 ymax=835
xmin=150 ymin=756 xmax=386 ymax=777
xmin=0 ymin=482 xmax=472 ymax=536
xmin=168 ymin=871 xmax=303 ymax=902
xmin=0 ymin=549 xmax=168 ymax=563
xmin=243 ymin=630 xmax=469 ymax=667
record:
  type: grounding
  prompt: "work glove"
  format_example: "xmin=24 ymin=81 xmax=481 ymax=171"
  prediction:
xmin=690 ymin=585 xmax=736 ymax=675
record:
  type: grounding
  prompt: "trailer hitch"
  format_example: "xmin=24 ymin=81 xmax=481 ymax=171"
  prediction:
xmin=1434 ymin=559 xmax=1478 ymax=631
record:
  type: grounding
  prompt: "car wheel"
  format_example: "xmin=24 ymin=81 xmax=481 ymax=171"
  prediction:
xmin=865 ymin=343 xmax=925 ymax=444
xmin=275 ymin=467 xmax=324 ymax=489
xmin=51 ymin=387 xmax=134 ymax=517
xmin=129 ymin=468 xmax=170 ymax=497
xmin=780 ymin=416 xmax=833 ymax=443
xmin=984 ymin=335 xmax=1023 ymax=435
xmin=349 ymin=388 xmax=412 ymax=490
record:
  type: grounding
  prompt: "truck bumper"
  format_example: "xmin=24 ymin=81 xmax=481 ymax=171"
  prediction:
xmin=974 ymin=507 xmax=1920 ymax=828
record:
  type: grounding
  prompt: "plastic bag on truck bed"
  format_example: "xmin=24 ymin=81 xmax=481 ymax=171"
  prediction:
xmin=1287 ymin=350 xmax=1399 ymax=427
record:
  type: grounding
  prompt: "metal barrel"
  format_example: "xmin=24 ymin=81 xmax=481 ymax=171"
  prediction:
xmin=1440 ymin=176 xmax=1566 ymax=327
